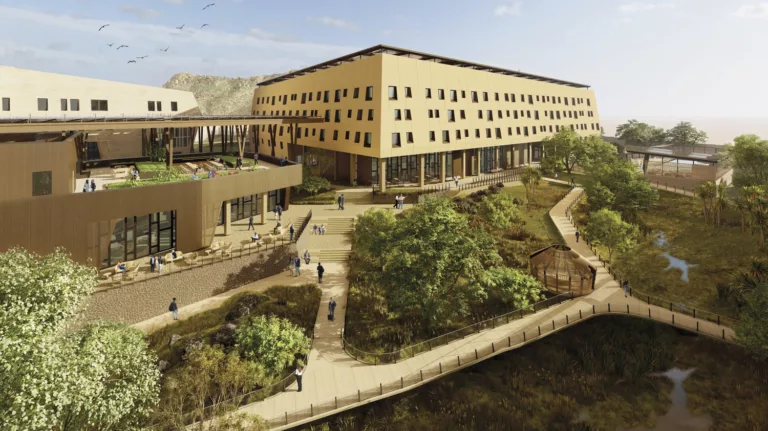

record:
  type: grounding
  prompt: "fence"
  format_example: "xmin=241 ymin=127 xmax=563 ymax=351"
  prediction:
xmin=562 ymin=189 xmax=737 ymax=329
xmin=267 ymin=298 xmax=737 ymax=429
xmin=651 ymin=180 xmax=697 ymax=197
xmin=342 ymin=292 xmax=575 ymax=365
xmin=373 ymin=167 xmax=527 ymax=198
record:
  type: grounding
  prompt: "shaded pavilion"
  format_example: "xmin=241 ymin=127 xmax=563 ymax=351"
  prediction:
xmin=530 ymin=245 xmax=596 ymax=296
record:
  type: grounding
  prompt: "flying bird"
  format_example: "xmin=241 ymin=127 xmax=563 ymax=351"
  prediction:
xmin=203 ymin=3 xmax=215 ymax=10
xmin=106 ymin=43 xmax=114 ymax=47
xmin=176 ymin=24 xmax=185 ymax=30
xmin=160 ymin=46 xmax=170 ymax=52
xmin=137 ymin=55 xmax=148 ymax=60
xmin=116 ymin=45 xmax=129 ymax=50
xmin=98 ymin=24 xmax=110 ymax=31
xmin=127 ymin=60 xmax=136 ymax=64
xmin=200 ymin=24 xmax=209 ymax=28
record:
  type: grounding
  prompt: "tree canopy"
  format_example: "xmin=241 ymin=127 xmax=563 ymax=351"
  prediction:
xmin=736 ymin=281 xmax=768 ymax=361
xmin=664 ymin=121 xmax=708 ymax=148
xmin=520 ymin=166 xmax=543 ymax=202
xmin=294 ymin=165 xmax=332 ymax=196
xmin=586 ymin=159 xmax=657 ymax=220
xmin=481 ymin=267 xmax=545 ymax=309
xmin=585 ymin=209 xmax=638 ymax=260
xmin=541 ymin=127 xmax=580 ymax=174
xmin=723 ymin=134 xmax=768 ymax=188
xmin=616 ymin=120 xmax=666 ymax=147
xmin=478 ymin=192 xmax=523 ymax=231
xmin=235 ymin=315 xmax=310 ymax=375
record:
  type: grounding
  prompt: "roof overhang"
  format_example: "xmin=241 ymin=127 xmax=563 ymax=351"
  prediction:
xmin=0 ymin=115 xmax=324 ymax=134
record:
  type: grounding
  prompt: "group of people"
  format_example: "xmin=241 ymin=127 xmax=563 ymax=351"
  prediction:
xmin=288 ymin=253 xmax=325 ymax=283
xmin=392 ymin=194 xmax=406 ymax=209
xmin=273 ymin=204 xmax=284 ymax=221
xmin=82 ymin=179 xmax=97 ymax=193
xmin=149 ymin=254 xmax=165 ymax=274
xmin=311 ymin=224 xmax=326 ymax=235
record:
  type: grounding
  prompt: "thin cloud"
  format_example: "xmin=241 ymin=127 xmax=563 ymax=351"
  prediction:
xmin=381 ymin=29 xmax=393 ymax=36
xmin=618 ymin=2 xmax=674 ymax=14
xmin=494 ymin=2 xmax=523 ymax=17
xmin=308 ymin=16 xmax=359 ymax=30
xmin=248 ymin=28 xmax=297 ymax=43
xmin=732 ymin=3 xmax=768 ymax=18
xmin=118 ymin=5 xmax=160 ymax=20
xmin=162 ymin=0 xmax=185 ymax=4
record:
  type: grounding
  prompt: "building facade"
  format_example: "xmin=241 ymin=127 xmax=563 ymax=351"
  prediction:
xmin=252 ymin=45 xmax=601 ymax=190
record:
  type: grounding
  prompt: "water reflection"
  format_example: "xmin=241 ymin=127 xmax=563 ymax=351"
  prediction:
xmin=628 ymin=368 xmax=713 ymax=431
xmin=658 ymin=252 xmax=698 ymax=283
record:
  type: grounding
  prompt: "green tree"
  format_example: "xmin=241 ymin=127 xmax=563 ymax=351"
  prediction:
xmin=735 ymin=281 xmax=768 ymax=361
xmin=294 ymin=165 xmax=332 ymax=196
xmin=541 ymin=127 xmax=580 ymax=174
xmin=478 ymin=192 xmax=523 ymax=230
xmin=575 ymin=135 xmax=618 ymax=171
xmin=586 ymin=183 xmax=615 ymax=212
xmin=616 ymin=119 xmax=666 ymax=147
xmin=723 ymin=134 xmax=768 ymax=188
xmin=585 ymin=209 xmax=638 ymax=260
xmin=236 ymin=315 xmax=310 ymax=375
xmin=588 ymin=159 xmax=657 ymax=220
xmin=696 ymin=181 xmax=716 ymax=224
xmin=354 ymin=208 xmax=398 ymax=262
xmin=520 ymin=166 xmax=542 ymax=203
xmin=664 ymin=121 xmax=708 ymax=149
xmin=481 ymin=267 xmax=545 ymax=309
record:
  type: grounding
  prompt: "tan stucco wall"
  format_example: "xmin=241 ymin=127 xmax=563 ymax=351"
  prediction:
xmin=0 ymin=140 xmax=77 ymax=201
xmin=252 ymin=52 xmax=600 ymax=160
xmin=0 ymin=66 xmax=198 ymax=118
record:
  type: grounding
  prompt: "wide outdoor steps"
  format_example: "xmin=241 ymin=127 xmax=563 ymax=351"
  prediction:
xmin=311 ymin=218 xmax=355 ymax=235
xmin=312 ymin=249 xmax=352 ymax=262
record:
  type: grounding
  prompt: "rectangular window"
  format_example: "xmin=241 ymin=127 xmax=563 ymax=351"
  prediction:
xmin=37 ymin=98 xmax=48 ymax=111
xmin=456 ymin=130 xmax=462 ymax=140
xmin=368 ymin=109 xmax=374 ymax=121
xmin=572 ymin=97 xmax=576 ymax=105
xmin=32 ymin=171 xmax=53 ymax=197
xmin=550 ymin=125 xmax=554 ymax=132
xmin=325 ymin=110 xmax=331 ymax=121
xmin=528 ymin=95 xmax=533 ymax=105
xmin=392 ymin=133 xmax=401 ymax=147
xmin=487 ymin=110 xmax=493 ymax=121
xmin=407 ymin=132 xmax=414 ymax=143
xmin=308 ymin=93 xmax=313 ymax=102
xmin=430 ymin=131 xmax=436 ymax=142
xmin=527 ymin=110 xmax=531 ymax=118
xmin=348 ymin=109 xmax=353 ymax=118
xmin=495 ymin=92 xmax=500 ymax=101
xmin=483 ymin=92 xmax=489 ymax=102
xmin=323 ymin=91 xmax=330 ymax=103
xmin=91 ymin=100 xmax=108 ymax=111
xmin=355 ymin=132 xmax=361 ymax=143
xmin=429 ymin=109 xmax=434 ymax=119
xmin=464 ymin=129 xmax=469 ymax=137
xmin=524 ymin=127 xmax=529 ymax=136
xmin=508 ymin=127 xmax=512 ymax=136
xmin=587 ymin=99 xmax=591 ymax=106
xmin=59 ymin=98 xmax=67 ymax=111
xmin=438 ymin=89 xmax=445 ymax=100
xmin=448 ymin=110 xmax=455 ymax=122
xmin=514 ymin=110 xmax=519 ymax=119
xmin=532 ymin=127 xmax=537 ymax=135
xmin=511 ymin=94 xmax=516 ymax=103
xmin=535 ymin=111 xmax=540 ymax=120
xmin=364 ymin=132 xmax=372 ymax=148
xmin=516 ymin=127 xmax=521 ymax=135
xmin=426 ymin=88 xmax=432 ymax=98
xmin=345 ymin=131 xmax=350 ymax=140
xmin=395 ymin=109 xmax=402 ymax=120
xmin=319 ymin=129 xmax=325 ymax=141
xmin=279 ymin=126 xmax=284 ymax=136
xmin=504 ymin=94 xmax=509 ymax=102
xmin=148 ymin=101 xmax=156 ymax=111
xmin=283 ymin=95 xmax=287 ymax=105
xmin=357 ymin=109 xmax=363 ymax=121
xmin=388 ymin=86 xmax=398 ymax=100
xmin=506 ymin=110 xmax=510 ymax=117
xmin=478 ymin=110 xmax=483 ymax=119
xmin=366 ymin=86 xmax=374 ymax=101
xmin=335 ymin=110 xmax=341 ymax=122
xmin=353 ymin=88 xmax=360 ymax=99
xmin=461 ymin=90 xmax=466 ymax=99
xmin=301 ymin=93 xmax=307 ymax=104
xmin=434 ymin=110 xmax=440 ymax=118
xmin=496 ymin=128 xmax=501 ymax=138
xmin=405 ymin=87 xmax=412 ymax=98
xmin=70 ymin=99 xmax=79 ymax=111
xmin=405 ymin=109 xmax=412 ymax=120
xmin=475 ymin=129 xmax=480 ymax=138
xmin=2 ymin=97 xmax=10 ymax=111
xmin=442 ymin=130 xmax=450 ymax=143
xmin=450 ymin=90 xmax=457 ymax=102
xmin=471 ymin=91 xmax=478 ymax=103
xmin=333 ymin=130 xmax=339 ymax=140
xmin=486 ymin=128 xmax=492 ymax=138
xmin=343 ymin=89 xmax=348 ymax=98
xmin=171 ymin=101 xmax=178 ymax=112
xmin=536 ymin=95 xmax=540 ymax=102
xmin=460 ymin=110 xmax=466 ymax=119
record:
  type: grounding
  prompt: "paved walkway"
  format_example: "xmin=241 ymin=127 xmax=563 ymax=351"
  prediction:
xmin=226 ymin=187 xmax=736 ymax=430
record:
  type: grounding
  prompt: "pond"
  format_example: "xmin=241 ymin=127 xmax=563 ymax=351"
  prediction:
xmin=628 ymin=368 xmax=712 ymax=431
xmin=655 ymin=231 xmax=698 ymax=283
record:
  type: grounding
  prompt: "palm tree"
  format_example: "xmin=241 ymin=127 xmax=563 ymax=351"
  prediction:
xmin=752 ymin=199 xmax=768 ymax=248
xmin=695 ymin=182 xmax=716 ymax=224
xmin=714 ymin=182 xmax=729 ymax=227
xmin=733 ymin=196 xmax=749 ymax=233
xmin=743 ymin=186 xmax=764 ymax=238
xmin=521 ymin=166 xmax=542 ymax=204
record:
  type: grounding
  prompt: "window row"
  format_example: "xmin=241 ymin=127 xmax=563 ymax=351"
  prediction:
xmin=258 ymin=124 xmax=374 ymax=148
xmin=147 ymin=101 xmax=179 ymax=112
xmin=391 ymin=123 xmax=600 ymax=147
xmin=391 ymin=86 xmax=591 ymax=107
xmin=256 ymin=86 xmax=375 ymax=106
xmin=418 ymin=108 xmax=594 ymax=122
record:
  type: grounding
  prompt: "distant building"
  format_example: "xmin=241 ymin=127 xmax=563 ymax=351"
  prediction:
xmin=252 ymin=45 xmax=602 ymax=190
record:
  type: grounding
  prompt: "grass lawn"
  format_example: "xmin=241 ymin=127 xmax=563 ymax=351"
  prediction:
xmin=135 ymin=161 xmax=167 ymax=173
xmin=574 ymin=187 xmax=761 ymax=317
xmin=300 ymin=316 xmax=768 ymax=431
xmin=500 ymin=181 xmax=569 ymax=246
xmin=290 ymin=189 xmax=336 ymax=205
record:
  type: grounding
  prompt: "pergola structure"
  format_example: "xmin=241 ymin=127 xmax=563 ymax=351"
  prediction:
xmin=530 ymin=245 xmax=596 ymax=296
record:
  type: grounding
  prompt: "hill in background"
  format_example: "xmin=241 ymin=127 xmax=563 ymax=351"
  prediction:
xmin=162 ymin=72 xmax=286 ymax=115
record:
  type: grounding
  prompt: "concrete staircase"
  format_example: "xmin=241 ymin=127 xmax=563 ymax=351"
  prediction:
xmin=314 ymin=217 xmax=355 ymax=235
xmin=306 ymin=216 xmax=355 ymax=263
xmin=314 ymin=249 xmax=353 ymax=263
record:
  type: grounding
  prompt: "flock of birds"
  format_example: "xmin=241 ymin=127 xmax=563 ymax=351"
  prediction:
xmin=98 ymin=3 xmax=216 ymax=64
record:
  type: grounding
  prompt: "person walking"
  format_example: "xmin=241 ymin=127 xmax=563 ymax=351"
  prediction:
xmin=277 ymin=204 xmax=283 ymax=221
xmin=570 ymin=176 xmax=575 ymax=187
xmin=328 ymin=297 xmax=337 ymax=321
xmin=295 ymin=366 xmax=304 ymax=392
xmin=317 ymin=262 xmax=325 ymax=284
xmin=303 ymin=250 xmax=311 ymax=265
xmin=337 ymin=194 xmax=345 ymax=210
xmin=273 ymin=205 xmax=279 ymax=221
xmin=623 ymin=279 xmax=629 ymax=298
xmin=289 ymin=224 xmax=295 ymax=242
xmin=90 ymin=179 xmax=96 ymax=192
xmin=254 ymin=152 xmax=259 ymax=165
xmin=149 ymin=255 xmax=156 ymax=273
xmin=393 ymin=194 xmax=399 ymax=209
xmin=312 ymin=224 xmax=318 ymax=235
xmin=454 ymin=176 xmax=460 ymax=189
xmin=157 ymin=256 xmax=164 ymax=274
xmin=575 ymin=230 xmax=580 ymax=243
xmin=169 ymin=298 xmax=179 ymax=320
xmin=83 ymin=179 xmax=89 ymax=193
xmin=294 ymin=256 xmax=301 ymax=277
xmin=248 ymin=215 xmax=254 ymax=230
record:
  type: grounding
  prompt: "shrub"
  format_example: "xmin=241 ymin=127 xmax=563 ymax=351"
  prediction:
xmin=235 ymin=315 xmax=310 ymax=375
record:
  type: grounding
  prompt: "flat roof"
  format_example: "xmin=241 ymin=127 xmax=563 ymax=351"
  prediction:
xmin=625 ymin=144 xmax=722 ymax=163
xmin=258 ymin=44 xmax=590 ymax=89
xmin=0 ymin=114 xmax=324 ymax=133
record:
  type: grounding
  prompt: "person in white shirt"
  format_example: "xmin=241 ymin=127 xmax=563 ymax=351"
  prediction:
xmin=295 ymin=366 xmax=304 ymax=392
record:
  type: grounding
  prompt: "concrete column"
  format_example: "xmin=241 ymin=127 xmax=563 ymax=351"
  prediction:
xmin=475 ymin=149 xmax=481 ymax=176
xmin=350 ymin=153 xmax=358 ymax=185
xmin=224 ymin=202 xmax=232 ymax=235
xmin=260 ymin=193 xmax=267 ymax=225
xmin=283 ymin=187 xmax=291 ymax=211
xmin=495 ymin=147 xmax=500 ymax=170
xmin=333 ymin=151 xmax=338 ymax=181
xmin=418 ymin=154 xmax=426 ymax=187
xmin=379 ymin=158 xmax=387 ymax=192
xmin=527 ymin=143 xmax=532 ymax=164
xmin=440 ymin=152 xmax=447 ymax=183
xmin=461 ymin=150 xmax=467 ymax=178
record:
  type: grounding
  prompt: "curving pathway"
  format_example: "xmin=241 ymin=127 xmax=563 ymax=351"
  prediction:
xmin=231 ymin=186 xmax=736 ymax=430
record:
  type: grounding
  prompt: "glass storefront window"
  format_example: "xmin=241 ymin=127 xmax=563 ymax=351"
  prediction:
xmin=103 ymin=211 xmax=176 ymax=268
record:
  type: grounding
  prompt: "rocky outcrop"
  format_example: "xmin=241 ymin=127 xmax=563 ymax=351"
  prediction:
xmin=162 ymin=72 xmax=287 ymax=115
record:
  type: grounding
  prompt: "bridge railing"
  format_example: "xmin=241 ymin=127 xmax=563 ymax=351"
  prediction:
xmin=267 ymin=299 xmax=736 ymax=429
xmin=342 ymin=292 xmax=575 ymax=365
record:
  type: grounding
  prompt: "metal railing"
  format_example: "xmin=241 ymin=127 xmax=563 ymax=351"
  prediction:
xmin=265 ymin=298 xmax=736 ymax=429
xmin=651 ymin=180 xmax=697 ymax=197
xmin=342 ymin=292 xmax=575 ymax=365
xmin=372 ymin=167 xmax=527 ymax=198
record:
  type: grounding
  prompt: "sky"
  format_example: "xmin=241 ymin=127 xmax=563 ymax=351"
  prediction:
xmin=1 ymin=0 xmax=767 ymax=119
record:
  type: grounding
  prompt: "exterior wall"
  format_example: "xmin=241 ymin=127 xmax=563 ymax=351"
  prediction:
xmin=252 ymin=55 xmax=384 ymax=159
xmin=0 ymin=66 xmax=198 ymax=118
xmin=0 ymin=165 xmax=301 ymax=267
xmin=0 ymin=139 xmax=77 ymax=201
xmin=252 ymin=52 xmax=600 ymax=162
